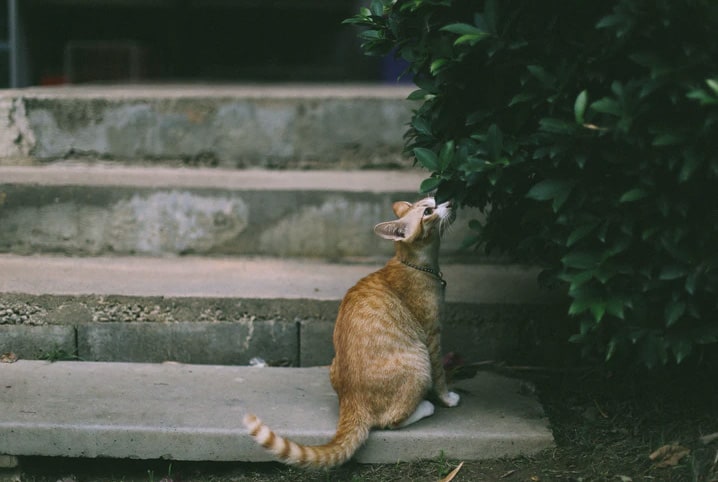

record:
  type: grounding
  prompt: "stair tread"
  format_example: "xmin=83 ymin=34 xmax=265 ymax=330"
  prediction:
xmin=0 ymin=360 xmax=553 ymax=463
xmin=2 ymin=83 xmax=414 ymax=99
xmin=0 ymin=254 xmax=546 ymax=304
xmin=0 ymin=164 xmax=424 ymax=191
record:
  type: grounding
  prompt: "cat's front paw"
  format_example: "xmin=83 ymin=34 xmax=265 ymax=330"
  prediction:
xmin=440 ymin=391 xmax=460 ymax=407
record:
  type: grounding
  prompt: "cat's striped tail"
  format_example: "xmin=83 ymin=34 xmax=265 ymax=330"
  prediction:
xmin=243 ymin=412 xmax=370 ymax=468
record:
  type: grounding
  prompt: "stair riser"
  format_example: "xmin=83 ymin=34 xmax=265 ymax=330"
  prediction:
xmin=0 ymin=295 xmax=563 ymax=367
xmin=0 ymin=184 xmax=480 ymax=258
xmin=0 ymin=89 xmax=413 ymax=168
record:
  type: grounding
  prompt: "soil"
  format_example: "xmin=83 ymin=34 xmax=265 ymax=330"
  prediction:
xmin=9 ymin=363 xmax=718 ymax=482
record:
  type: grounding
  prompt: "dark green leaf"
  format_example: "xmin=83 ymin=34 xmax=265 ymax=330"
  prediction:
xmin=440 ymin=23 xmax=486 ymax=36
xmin=567 ymin=222 xmax=598 ymax=247
xmin=412 ymin=117 xmax=432 ymax=136
xmin=369 ymin=0 xmax=384 ymax=17
xmin=665 ymin=300 xmax=686 ymax=327
xmin=679 ymin=154 xmax=701 ymax=183
xmin=659 ymin=265 xmax=687 ymax=281
xmin=595 ymin=14 xmax=623 ymax=29
xmin=685 ymin=271 xmax=698 ymax=295
xmin=454 ymin=33 xmax=490 ymax=46
xmin=407 ymin=89 xmax=429 ymax=101
xmin=562 ymin=251 xmax=601 ymax=270
xmin=509 ymin=92 xmax=534 ymax=106
xmin=413 ymin=147 xmax=439 ymax=171
xmin=568 ymin=298 xmax=591 ymax=316
xmin=590 ymin=97 xmax=621 ymax=116
xmin=670 ymin=338 xmax=693 ymax=364
xmin=640 ymin=333 xmax=669 ymax=369
xmin=574 ymin=90 xmax=588 ymax=124
xmin=539 ymin=118 xmax=576 ymax=135
xmin=605 ymin=337 xmax=619 ymax=361
xmin=526 ymin=179 xmax=574 ymax=202
xmin=527 ymin=65 xmax=556 ymax=87
xmin=606 ymin=298 xmax=625 ymax=319
xmin=686 ymin=89 xmax=718 ymax=106
xmin=485 ymin=124 xmax=503 ymax=160
xmin=438 ymin=140 xmax=455 ymax=170
xmin=430 ymin=58 xmax=449 ymax=75
xmin=564 ymin=270 xmax=593 ymax=291
xmin=590 ymin=301 xmax=606 ymax=322
xmin=468 ymin=219 xmax=483 ymax=231
xmin=483 ymin=0 xmax=499 ymax=34
xmin=420 ymin=177 xmax=441 ymax=193
xmin=652 ymin=133 xmax=684 ymax=147
xmin=619 ymin=188 xmax=648 ymax=203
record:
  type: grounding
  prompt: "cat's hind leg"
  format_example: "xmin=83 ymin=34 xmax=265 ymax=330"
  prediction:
xmin=394 ymin=400 xmax=435 ymax=428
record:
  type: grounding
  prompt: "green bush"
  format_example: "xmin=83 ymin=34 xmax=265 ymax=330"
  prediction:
xmin=347 ymin=0 xmax=718 ymax=367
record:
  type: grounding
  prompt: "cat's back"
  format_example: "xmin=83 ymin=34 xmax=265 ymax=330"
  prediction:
xmin=335 ymin=260 xmax=434 ymax=330
xmin=340 ymin=262 xmax=405 ymax=308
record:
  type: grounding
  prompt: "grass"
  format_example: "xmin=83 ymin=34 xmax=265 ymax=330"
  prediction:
xmin=37 ymin=346 xmax=83 ymax=362
xmin=12 ymin=361 xmax=718 ymax=481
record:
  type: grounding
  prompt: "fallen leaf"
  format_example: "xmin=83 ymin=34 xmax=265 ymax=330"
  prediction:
xmin=0 ymin=352 xmax=18 ymax=363
xmin=438 ymin=461 xmax=464 ymax=482
xmin=617 ymin=475 xmax=633 ymax=482
xmin=700 ymin=432 xmax=718 ymax=445
xmin=649 ymin=444 xmax=690 ymax=468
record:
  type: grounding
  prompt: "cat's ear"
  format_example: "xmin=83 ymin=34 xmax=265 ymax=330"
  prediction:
xmin=374 ymin=221 xmax=408 ymax=241
xmin=392 ymin=201 xmax=412 ymax=218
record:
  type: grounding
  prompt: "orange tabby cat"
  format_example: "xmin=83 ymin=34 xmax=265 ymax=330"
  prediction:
xmin=243 ymin=196 xmax=460 ymax=468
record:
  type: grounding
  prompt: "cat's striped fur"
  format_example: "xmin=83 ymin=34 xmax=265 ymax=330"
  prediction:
xmin=243 ymin=197 xmax=460 ymax=468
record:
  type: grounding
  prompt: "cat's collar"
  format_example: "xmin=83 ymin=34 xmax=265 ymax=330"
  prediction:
xmin=400 ymin=260 xmax=447 ymax=288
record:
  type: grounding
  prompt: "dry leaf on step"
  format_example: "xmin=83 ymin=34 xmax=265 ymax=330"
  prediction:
xmin=649 ymin=444 xmax=690 ymax=467
xmin=438 ymin=462 xmax=464 ymax=482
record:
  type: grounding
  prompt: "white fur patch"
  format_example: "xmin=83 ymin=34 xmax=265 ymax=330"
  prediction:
xmin=257 ymin=425 xmax=272 ymax=444
xmin=398 ymin=400 xmax=436 ymax=428
xmin=289 ymin=441 xmax=303 ymax=460
xmin=441 ymin=391 xmax=461 ymax=407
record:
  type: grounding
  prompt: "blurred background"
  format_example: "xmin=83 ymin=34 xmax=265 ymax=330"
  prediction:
xmin=1 ymin=0 xmax=407 ymax=88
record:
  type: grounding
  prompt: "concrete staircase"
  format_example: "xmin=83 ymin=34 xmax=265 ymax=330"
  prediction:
xmin=0 ymin=84 xmax=555 ymax=467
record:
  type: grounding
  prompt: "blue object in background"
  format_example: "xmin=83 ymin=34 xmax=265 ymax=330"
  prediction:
xmin=381 ymin=50 xmax=412 ymax=83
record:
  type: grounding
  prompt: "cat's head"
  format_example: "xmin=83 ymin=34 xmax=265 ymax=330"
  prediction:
xmin=373 ymin=197 xmax=455 ymax=242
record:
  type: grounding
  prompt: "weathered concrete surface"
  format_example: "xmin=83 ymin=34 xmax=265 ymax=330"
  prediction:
xmin=0 ymin=85 xmax=415 ymax=168
xmin=0 ymin=455 xmax=18 ymax=469
xmin=0 ymin=361 xmax=554 ymax=463
xmin=0 ymin=165 xmax=484 ymax=258
xmin=0 ymin=324 xmax=76 ymax=360
xmin=0 ymin=255 xmax=563 ymax=365
xmin=0 ymin=255 xmax=547 ymax=304
xmin=77 ymin=321 xmax=299 ymax=366
xmin=0 ymin=295 xmax=336 ymax=365
xmin=0 ymin=294 xmax=560 ymax=366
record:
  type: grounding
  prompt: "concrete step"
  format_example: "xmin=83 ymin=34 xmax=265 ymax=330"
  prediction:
xmin=0 ymin=164 xmax=484 ymax=259
xmin=0 ymin=84 xmax=414 ymax=169
xmin=0 ymin=254 xmax=560 ymax=366
xmin=0 ymin=360 xmax=554 ymax=463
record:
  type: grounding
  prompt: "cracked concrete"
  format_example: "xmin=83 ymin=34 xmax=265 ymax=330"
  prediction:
xmin=0 ymin=85 xmax=415 ymax=168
